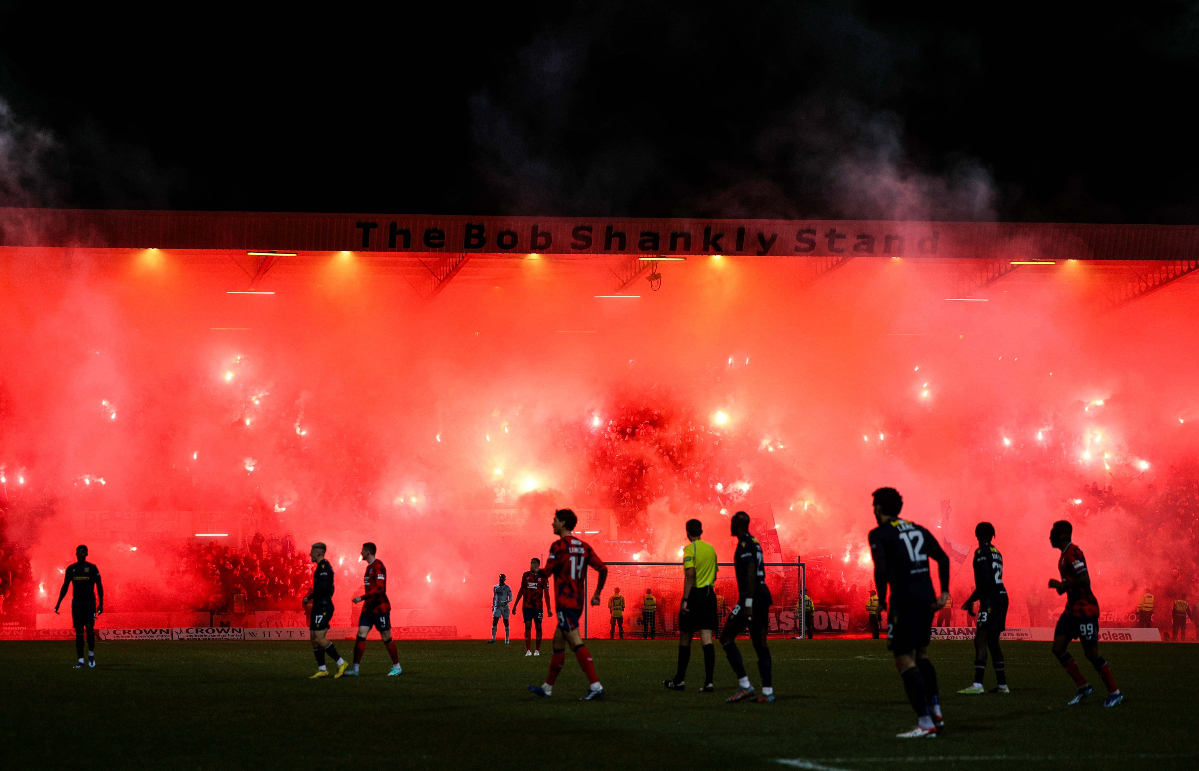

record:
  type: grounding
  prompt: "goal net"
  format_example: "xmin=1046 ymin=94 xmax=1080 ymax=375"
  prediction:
xmin=582 ymin=561 xmax=805 ymax=640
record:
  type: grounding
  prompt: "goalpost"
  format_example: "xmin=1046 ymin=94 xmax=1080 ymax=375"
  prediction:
xmin=582 ymin=560 xmax=806 ymax=641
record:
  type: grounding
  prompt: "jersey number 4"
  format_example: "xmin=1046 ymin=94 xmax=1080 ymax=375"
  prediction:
xmin=899 ymin=530 xmax=926 ymax=563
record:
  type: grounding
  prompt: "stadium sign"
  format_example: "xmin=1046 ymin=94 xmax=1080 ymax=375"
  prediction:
xmin=244 ymin=627 xmax=310 ymax=641
xmin=350 ymin=219 xmax=942 ymax=257
xmin=1097 ymin=628 xmax=1161 ymax=642
xmin=4 ymin=208 xmax=1198 ymax=263
xmin=393 ymin=626 xmax=458 ymax=640
xmin=930 ymin=627 xmax=1162 ymax=642
xmin=808 ymin=609 xmax=851 ymax=632
xmin=931 ymin=627 xmax=1036 ymax=641
xmin=0 ymin=628 xmax=74 ymax=641
xmin=172 ymin=627 xmax=245 ymax=640
xmin=98 ymin=628 xmax=173 ymax=641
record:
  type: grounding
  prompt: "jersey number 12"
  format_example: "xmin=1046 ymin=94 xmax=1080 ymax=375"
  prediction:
xmin=899 ymin=530 xmax=926 ymax=563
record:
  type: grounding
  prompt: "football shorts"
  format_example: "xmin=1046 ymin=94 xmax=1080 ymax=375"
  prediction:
xmin=886 ymin=601 xmax=934 ymax=653
xmin=680 ymin=586 xmax=719 ymax=633
xmin=309 ymin=602 xmax=333 ymax=631
xmin=977 ymin=593 xmax=1009 ymax=635
xmin=556 ymin=608 xmax=582 ymax=633
xmin=71 ymin=603 xmax=97 ymax=628
xmin=358 ymin=610 xmax=391 ymax=632
xmin=522 ymin=606 xmax=543 ymax=624
xmin=1055 ymin=612 xmax=1100 ymax=644
xmin=720 ymin=599 xmax=771 ymax=638
xmin=493 ymin=606 xmax=510 ymax=619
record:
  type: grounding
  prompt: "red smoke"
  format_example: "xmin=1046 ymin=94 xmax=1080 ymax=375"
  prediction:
xmin=1 ymin=249 xmax=1197 ymax=635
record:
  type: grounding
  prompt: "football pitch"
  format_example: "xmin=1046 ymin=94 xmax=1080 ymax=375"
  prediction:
xmin=7 ymin=639 xmax=1193 ymax=770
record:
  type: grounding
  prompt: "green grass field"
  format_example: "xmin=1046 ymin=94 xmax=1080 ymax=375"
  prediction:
xmin=5 ymin=639 xmax=1193 ymax=770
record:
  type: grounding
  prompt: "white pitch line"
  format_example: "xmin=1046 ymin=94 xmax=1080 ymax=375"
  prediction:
xmin=776 ymin=761 xmax=853 ymax=771
xmin=777 ymin=754 xmax=1188 ymax=766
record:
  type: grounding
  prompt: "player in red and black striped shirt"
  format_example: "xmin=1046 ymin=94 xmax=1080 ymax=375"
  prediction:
xmin=512 ymin=558 xmax=552 ymax=656
xmin=341 ymin=542 xmax=402 ymax=677
xmin=1049 ymin=520 xmax=1121 ymax=706
xmin=528 ymin=509 xmax=608 ymax=700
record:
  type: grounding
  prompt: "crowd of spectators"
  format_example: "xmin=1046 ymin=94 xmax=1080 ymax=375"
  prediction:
xmin=179 ymin=532 xmax=313 ymax=613
xmin=1125 ymin=464 xmax=1199 ymax=597
xmin=552 ymin=389 xmax=767 ymax=533
xmin=0 ymin=535 xmax=32 ymax=618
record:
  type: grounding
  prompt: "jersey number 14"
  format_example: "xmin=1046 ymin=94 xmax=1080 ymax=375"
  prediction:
xmin=569 ymin=555 xmax=586 ymax=579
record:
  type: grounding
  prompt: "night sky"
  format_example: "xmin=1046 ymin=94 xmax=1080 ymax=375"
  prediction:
xmin=1 ymin=2 xmax=1197 ymax=222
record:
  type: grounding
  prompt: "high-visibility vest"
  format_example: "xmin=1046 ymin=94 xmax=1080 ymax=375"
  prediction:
xmin=608 ymin=595 xmax=625 ymax=618
xmin=1138 ymin=593 xmax=1154 ymax=612
xmin=801 ymin=595 xmax=814 ymax=612
xmin=643 ymin=595 xmax=656 ymax=611
xmin=1175 ymin=599 xmax=1189 ymax=615
xmin=866 ymin=595 xmax=880 ymax=614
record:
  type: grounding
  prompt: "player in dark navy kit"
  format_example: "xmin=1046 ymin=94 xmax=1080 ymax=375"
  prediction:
xmin=868 ymin=488 xmax=951 ymax=739
xmin=302 ymin=542 xmax=347 ymax=679
xmin=345 ymin=541 xmax=402 ymax=677
xmin=54 ymin=545 xmax=103 ymax=668
xmin=512 ymin=558 xmax=551 ymax=656
xmin=528 ymin=509 xmax=608 ymax=700
xmin=958 ymin=522 xmax=1009 ymax=694
xmin=721 ymin=512 xmax=774 ymax=704
xmin=1048 ymin=520 xmax=1122 ymax=707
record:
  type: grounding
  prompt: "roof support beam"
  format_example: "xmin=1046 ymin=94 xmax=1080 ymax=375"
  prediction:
xmin=608 ymin=255 xmax=651 ymax=294
xmin=951 ymin=258 xmax=1020 ymax=299
xmin=802 ymin=254 xmax=854 ymax=285
xmin=1107 ymin=259 xmax=1199 ymax=310
xmin=231 ymin=251 xmax=284 ymax=290
xmin=406 ymin=252 xmax=471 ymax=300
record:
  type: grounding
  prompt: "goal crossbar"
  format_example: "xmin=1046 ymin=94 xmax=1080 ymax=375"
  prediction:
xmin=581 ymin=561 xmax=807 ymax=639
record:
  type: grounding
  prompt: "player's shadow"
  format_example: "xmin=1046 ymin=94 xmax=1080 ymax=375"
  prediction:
xmin=939 ymin=709 xmax=1048 ymax=734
